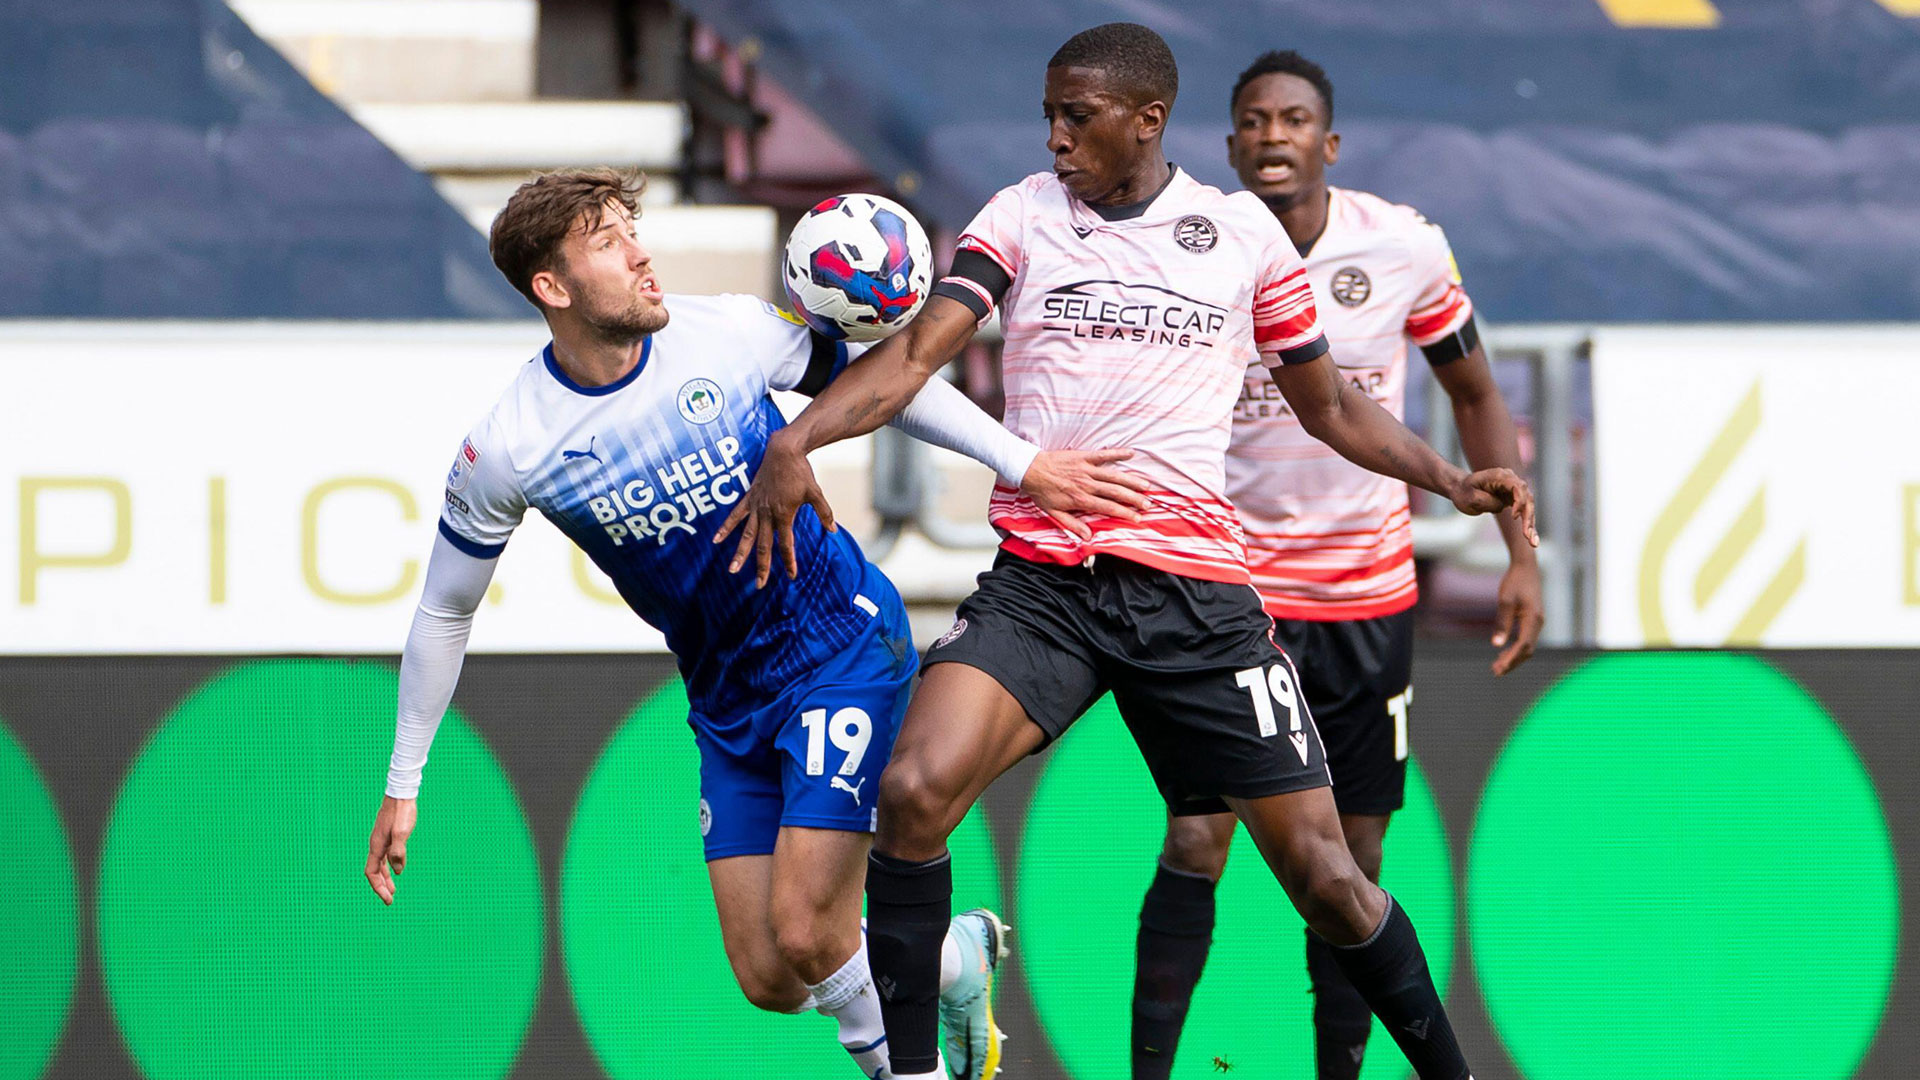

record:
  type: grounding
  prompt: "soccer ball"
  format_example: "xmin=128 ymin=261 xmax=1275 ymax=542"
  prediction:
xmin=782 ymin=193 xmax=933 ymax=342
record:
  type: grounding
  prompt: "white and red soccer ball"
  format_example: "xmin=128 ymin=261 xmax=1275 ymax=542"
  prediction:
xmin=782 ymin=193 xmax=933 ymax=342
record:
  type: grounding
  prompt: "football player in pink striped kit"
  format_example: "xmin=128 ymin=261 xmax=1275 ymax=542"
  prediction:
xmin=1127 ymin=50 xmax=1543 ymax=1080
xmin=719 ymin=24 xmax=1533 ymax=1080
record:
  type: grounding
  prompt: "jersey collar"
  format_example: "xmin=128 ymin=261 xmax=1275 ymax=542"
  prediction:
xmin=1293 ymin=187 xmax=1351 ymax=261
xmin=542 ymin=336 xmax=653 ymax=396
xmin=1084 ymin=163 xmax=1183 ymax=222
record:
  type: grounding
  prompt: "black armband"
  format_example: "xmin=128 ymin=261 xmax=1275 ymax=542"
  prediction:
xmin=1277 ymin=333 xmax=1332 ymax=365
xmin=795 ymin=332 xmax=848 ymax=396
xmin=931 ymin=248 xmax=1013 ymax=321
xmin=1420 ymin=316 xmax=1480 ymax=366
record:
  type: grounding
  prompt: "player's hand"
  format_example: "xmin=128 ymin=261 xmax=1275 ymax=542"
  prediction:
xmin=1491 ymin=557 xmax=1544 ymax=676
xmin=1019 ymin=448 xmax=1151 ymax=540
xmin=365 ymin=795 xmax=417 ymax=906
xmin=713 ymin=430 xmax=837 ymax=588
xmin=1448 ymin=468 xmax=1538 ymax=548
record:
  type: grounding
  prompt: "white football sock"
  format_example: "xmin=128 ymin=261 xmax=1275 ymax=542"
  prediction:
xmin=939 ymin=923 xmax=963 ymax=994
xmin=808 ymin=941 xmax=892 ymax=1079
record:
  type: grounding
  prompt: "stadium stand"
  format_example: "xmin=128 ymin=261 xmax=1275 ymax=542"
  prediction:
xmin=0 ymin=0 xmax=782 ymax=317
xmin=673 ymin=0 xmax=1920 ymax=322
xmin=0 ymin=0 xmax=526 ymax=317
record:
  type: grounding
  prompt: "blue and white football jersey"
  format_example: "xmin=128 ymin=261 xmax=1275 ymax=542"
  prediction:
xmin=438 ymin=293 xmax=878 ymax=719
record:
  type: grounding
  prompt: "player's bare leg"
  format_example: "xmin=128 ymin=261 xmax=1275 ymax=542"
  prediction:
xmin=1340 ymin=813 xmax=1389 ymax=884
xmin=868 ymin=662 xmax=1043 ymax=1080
xmin=769 ymin=826 xmax=871 ymax=985
xmin=1131 ymin=811 xmax=1236 ymax=1078
xmin=709 ymin=854 xmax=810 ymax=1011
xmin=1227 ymin=789 xmax=1469 ymax=1079
xmin=874 ymin=664 xmax=1045 ymax=859
xmin=708 ymin=827 xmax=896 ymax=1078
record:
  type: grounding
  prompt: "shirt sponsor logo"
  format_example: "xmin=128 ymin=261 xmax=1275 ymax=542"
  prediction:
xmin=1038 ymin=279 xmax=1228 ymax=348
xmin=1173 ymin=214 xmax=1219 ymax=253
xmin=584 ymin=435 xmax=750 ymax=547
xmin=446 ymin=438 xmax=479 ymax=492
xmin=677 ymin=378 xmax=724 ymax=424
xmin=1331 ymin=267 xmax=1372 ymax=307
xmin=444 ymin=489 xmax=471 ymax=515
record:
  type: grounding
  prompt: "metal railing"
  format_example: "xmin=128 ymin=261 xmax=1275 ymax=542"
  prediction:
xmin=1418 ymin=325 xmax=1593 ymax=646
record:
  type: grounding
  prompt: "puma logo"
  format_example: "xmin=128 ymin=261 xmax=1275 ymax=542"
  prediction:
xmin=562 ymin=436 xmax=602 ymax=464
xmin=831 ymin=775 xmax=867 ymax=806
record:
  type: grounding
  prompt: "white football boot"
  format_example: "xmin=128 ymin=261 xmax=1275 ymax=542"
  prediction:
xmin=937 ymin=909 xmax=1010 ymax=1080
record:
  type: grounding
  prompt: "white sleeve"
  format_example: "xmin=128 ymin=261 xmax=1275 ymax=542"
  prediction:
xmin=735 ymin=291 xmax=1038 ymax=482
xmin=439 ymin=415 xmax=527 ymax=556
xmin=385 ymin=534 xmax=498 ymax=799
xmin=890 ymin=373 xmax=1040 ymax=487
xmin=736 ymin=294 xmax=828 ymax=391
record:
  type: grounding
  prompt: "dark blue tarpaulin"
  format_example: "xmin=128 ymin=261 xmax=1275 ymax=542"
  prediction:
xmin=0 ymin=0 xmax=524 ymax=318
xmin=683 ymin=0 xmax=1920 ymax=322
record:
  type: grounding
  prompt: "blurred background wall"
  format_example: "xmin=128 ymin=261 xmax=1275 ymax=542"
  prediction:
xmin=1 ymin=1 xmax=1916 ymax=1077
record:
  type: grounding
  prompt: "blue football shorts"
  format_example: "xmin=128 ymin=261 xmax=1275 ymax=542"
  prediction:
xmin=691 ymin=588 xmax=917 ymax=861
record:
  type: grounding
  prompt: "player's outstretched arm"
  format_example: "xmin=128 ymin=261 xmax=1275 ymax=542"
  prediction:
xmin=1432 ymin=343 xmax=1544 ymax=674
xmin=893 ymin=376 xmax=1150 ymax=540
xmin=714 ymin=296 xmax=980 ymax=586
xmin=367 ymin=533 xmax=497 ymax=904
xmin=1271 ymin=353 xmax=1539 ymax=544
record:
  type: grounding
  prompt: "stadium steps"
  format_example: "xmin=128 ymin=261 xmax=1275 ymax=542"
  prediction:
xmin=225 ymin=0 xmax=775 ymax=296
xmin=225 ymin=0 xmax=995 ymax=593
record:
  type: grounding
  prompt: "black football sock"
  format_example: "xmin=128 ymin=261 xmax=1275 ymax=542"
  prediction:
xmin=1131 ymin=862 xmax=1218 ymax=1080
xmin=1322 ymin=893 xmax=1470 ymax=1080
xmin=1306 ymin=927 xmax=1374 ymax=1080
xmin=866 ymin=850 xmax=952 ymax=1076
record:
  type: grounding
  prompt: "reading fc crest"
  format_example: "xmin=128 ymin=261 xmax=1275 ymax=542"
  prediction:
xmin=1173 ymin=215 xmax=1218 ymax=253
xmin=1330 ymin=267 xmax=1372 ymax=307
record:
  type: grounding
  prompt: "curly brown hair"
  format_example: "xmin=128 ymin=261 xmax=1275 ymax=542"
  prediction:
xmin=488 ymin=168 xmax=647 ymax=307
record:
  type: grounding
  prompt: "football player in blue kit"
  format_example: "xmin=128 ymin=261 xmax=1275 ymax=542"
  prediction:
xmin=362 ymin=169 xmax=1150 ymax=1080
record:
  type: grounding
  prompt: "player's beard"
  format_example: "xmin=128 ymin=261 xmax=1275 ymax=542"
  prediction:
xmin=583 ymin=290 xmax=669 ymax=342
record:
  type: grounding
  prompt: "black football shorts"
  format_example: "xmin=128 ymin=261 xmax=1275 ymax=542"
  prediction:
xmin=1268 ymin=609 xmax=1415 ymax=816
xmin=923 ymin=551 xmax=1331 ymax=809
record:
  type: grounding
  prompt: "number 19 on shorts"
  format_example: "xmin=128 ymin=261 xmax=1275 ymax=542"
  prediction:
xmin=1235 ymin=664 xmax=1301 ymax=737
xmin=801 ymin=707 xmax=873 ymax=776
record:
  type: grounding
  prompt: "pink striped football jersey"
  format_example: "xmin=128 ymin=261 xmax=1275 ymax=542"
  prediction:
xmin=1230 ymin=187 xmax=1474 ymax=619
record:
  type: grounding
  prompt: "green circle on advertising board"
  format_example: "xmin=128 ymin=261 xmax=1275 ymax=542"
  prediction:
xmin=1468 ymin=653 xmax=1898 ymax=1080
xmin=97 ymin=660 xmax=543 ymax=1080
xmin=0 ymin=718 xmax=78 ymax=1080
xmin=562 ymin=680 xmax=1004 ymax=1079
xmin=1018 ymin=697 xmax=1455 ymax=1079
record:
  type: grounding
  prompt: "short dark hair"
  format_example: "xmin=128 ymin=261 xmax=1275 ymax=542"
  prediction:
xmin=1047 ymin=22 xmax=1178 ymax=111
xmin=1230 ymin=50 xmax=1334 ymax=124
xmin=489 ymin=167 xmax=646 ymax=306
